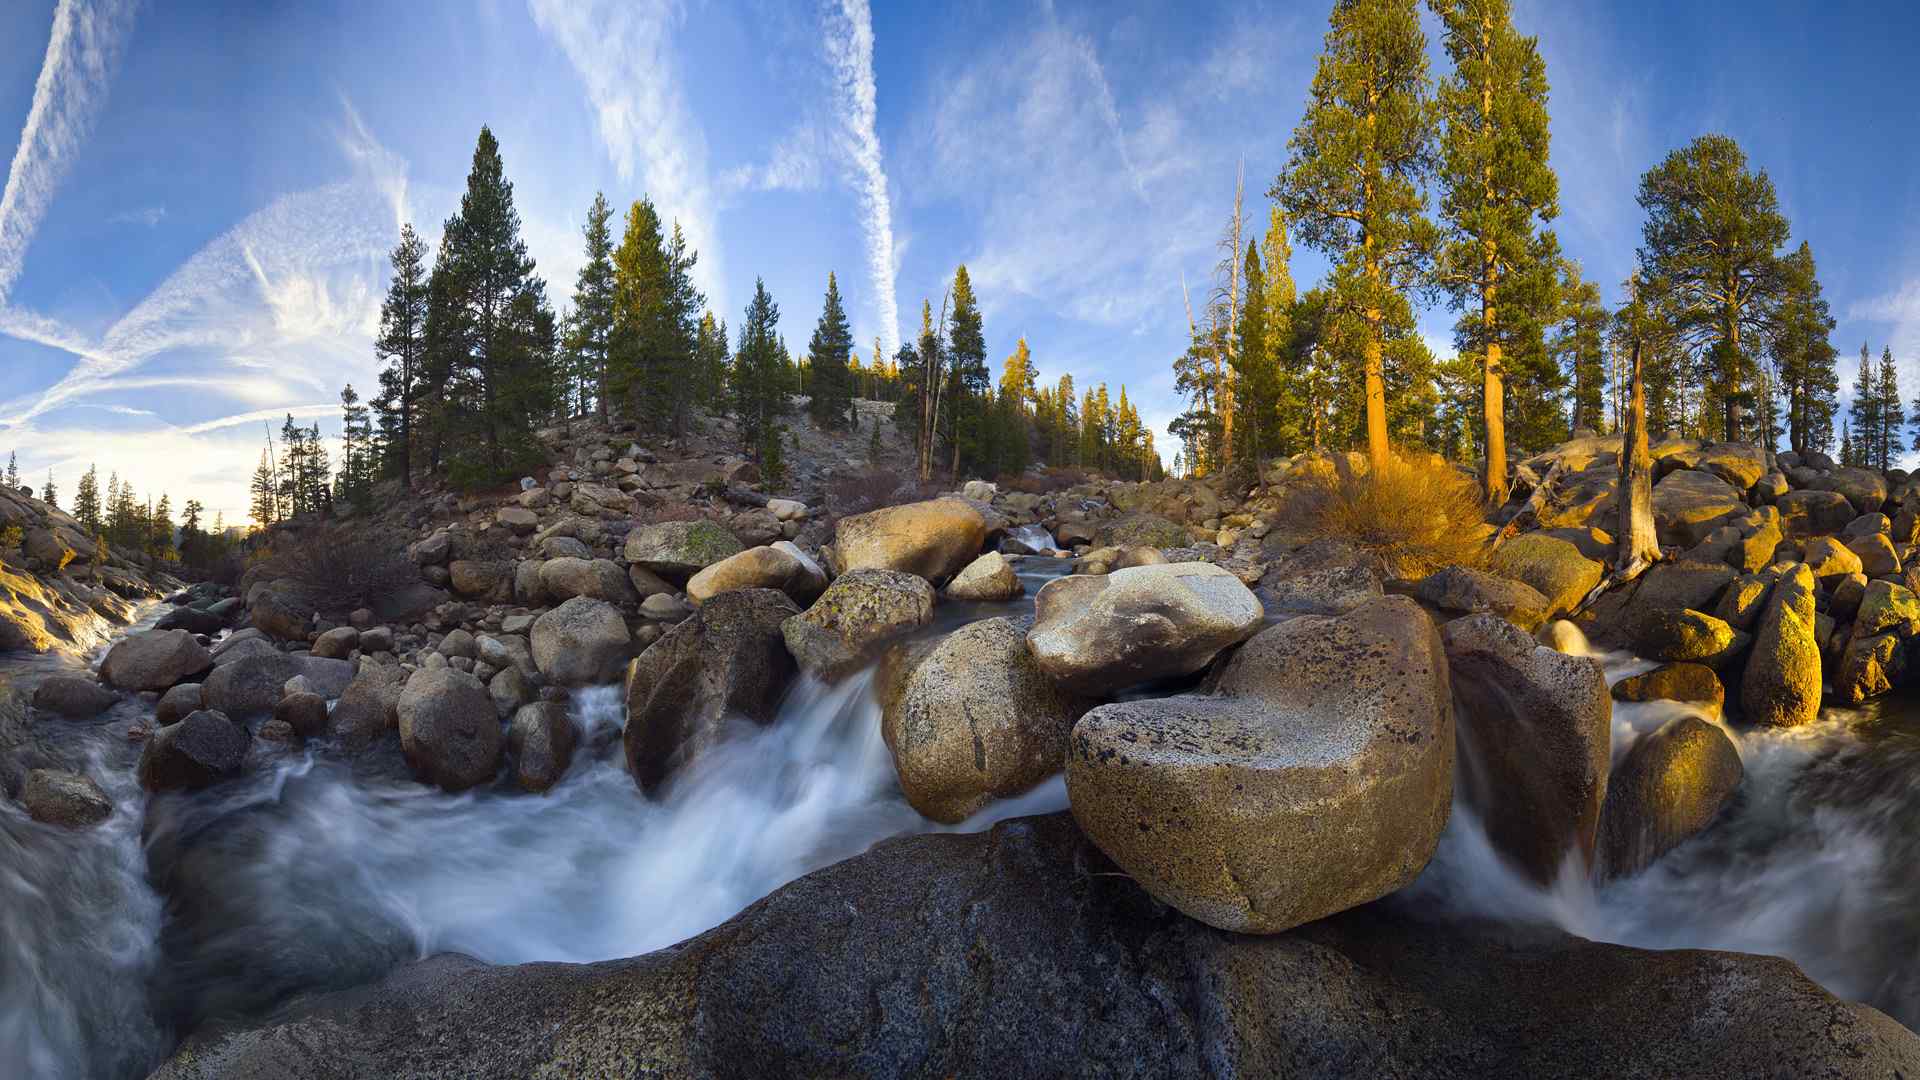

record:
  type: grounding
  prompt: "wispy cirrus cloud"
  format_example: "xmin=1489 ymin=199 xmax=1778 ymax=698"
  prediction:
xmin=106 ymin=205 xmax=164 ymax=227
xmin=527 ymin=0 xmax=724 ymax=307
xmin=720 ymin=124 xmax=826 ymax=195
xmin=0 ymin=0 xmax=137 ymax=303
xmin=824 ymin=0 xmax=901 ymax=355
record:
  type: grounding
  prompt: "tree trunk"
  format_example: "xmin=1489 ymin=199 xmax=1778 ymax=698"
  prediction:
xmin=1617 ymin=334 xmax=1660 ymax=571
xmin=1724 ymin=307 xmax=1741 ymax=442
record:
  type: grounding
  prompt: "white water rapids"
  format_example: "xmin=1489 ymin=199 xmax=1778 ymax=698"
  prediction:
xmin=4 ymin=580 xmax=1920 ymax=1078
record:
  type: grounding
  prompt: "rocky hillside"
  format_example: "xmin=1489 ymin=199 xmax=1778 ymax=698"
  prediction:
xmin=0 ymin=482 xmax=178 ymax=654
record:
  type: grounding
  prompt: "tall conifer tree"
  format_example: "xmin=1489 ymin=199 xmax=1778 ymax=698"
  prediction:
xmin=807 ymin=272 xmax=855 ymax=429
xmin=373 ymin=223 xmax=429 ymax=485
xmin=563 ymin=192 xmax=618 ymax=421
xmin=1773 ymin=242 xmax=1838 ymax=456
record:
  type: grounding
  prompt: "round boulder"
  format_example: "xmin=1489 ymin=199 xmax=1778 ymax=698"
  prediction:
xmin=21 ymin=768 xmax=113 ymax=827
xmin=782 ymin=569 xmax=936 ymax=681
xmin=942 ymin=552 xmax=1022 ymax=603
xmin=99 ymin=628 xmax=211 ymax=692
xmin=530 ymin=597 xmax=632 ymax=687
xmin=1067 ymin=595 xmax=1452 ymax=934
xmin=830 ymin=497 xmax=993 ymax=584
xmin=201 ymin=650 xmax=304 ymax=717
xmin=1596 ymin=715 xmax=1743 ymax=881
xmin=1026 ymin=562 xmax=1262 ymax=694
xmin=30 ymin=675 xmax=116 ymax=719
xmin=1610 ymin=662 xmax=1724 ymax=719
xmin=273 ymin=691 xmax=330 ymax=739
xmin=138 ymin=710 xmax=249 ymax=791
xmin=623 ymin=520 xmax=745 ymax=581
xmin=508 ymin=701 xmax=577 ymax=793
xmin=687 ymin=543 xmax=829 ymax=607
xmin=396 ymin=667 xmax=504 ymax=792
xmin=880 ymin=617 xmax=1089 ymax=823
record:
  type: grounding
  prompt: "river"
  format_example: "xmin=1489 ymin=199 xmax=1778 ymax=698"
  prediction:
xmin=3 ymin=571 xmax=1918 ymax=1077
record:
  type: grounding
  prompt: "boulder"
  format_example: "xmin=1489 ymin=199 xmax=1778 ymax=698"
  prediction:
xmin=1650 ymin=469 xmax=1746 ymax=547
xmin=311 ymin=626 xmax=359 ymax=659
xmin=1837 ymin=632 xmax=1905 ymax=705
xmin=1093 ymin=513 xmax=1190 ymax=550
xmin=201 ymin=651 xmax=303 ymax=716
xmin=623 ymin=520 xmax=746 ymax=581
xmin=1848 ymin=532 xmax=1902 ymax=577
xmin=1855 ymin=579 xmax=1920 ymax=639
xmin=1631 ymin=608 xmax=1745 ymax=666
xmin=1630 ymin=560 xmax=1736 ymax=615
xmin=298 ymin=656 xmax=355 ymax=700
xmin=146 ymin=813 xmax=1920 ymax=1080
xmin=1610 ymin=662 xmax=1724 ymax=719
xmin=156 ymin=682 xmax=203 ymax=726
xmin=250 ymin=583 xmax=315 ymax=641
xmin=1776 ymin=489 xmax=1857 ymax=539
xmin=1697 ymin=443 xmax=1767 ymax=491
xmin=538 ymin=557 xmax=634 ymax=604
xmin=489 ymin=667 xmax=532 ymax=720
xmin=1443 ymin=614 xmax=1612 ymax=884
xmin=1067 ymin=595 xmax=1451 ymax=934
xmin=1713 ymin=571 xmax=1775 ymax=633
xmin=508 ymin=701 xmax=576 ymax=794
xmin=530 ymin=597 xmax=632 ymax=687
xmin=273 ymin=692 xmax=329 ymax=739
xmin=942 ymin=552 xmax=1023 ymax=602
xmin=1027 ymin=562 xmax=1263 ymax=694
xmin=625 ymin=588 xmax=799 ymax=794
xmin=138 ymin=710 xmax=248 ymax=791
xmin=396 ymin=667 xmax=504 ymax=792
xmin=331 ymin=663 xmax=407 ymax=750
xmin=495 ymin=506 xmax=539 ymax=535
xmin=1413 ymin=565 xmax=1550 ymax=631
xmin=1596 ymin=716 xmax=1743 ymax=881
xmin=30 ymin=675 xmax=116 ymax=719
xmin=1487 ymin=533 xmax=1603 ymax=619
xmin=1813 ymin=466 xmax=1889 ymax=515
xmin=1742 ymin=564 xmax=1822 ymax=727
xmin=781 ymin=569 xmax=936 ymax=680
xmin=448 ymin=560 xmax=511 ymax=600
xmin=156 ymin=605 xmax=225 ymax=635
xmin=1804 ymin=535 xmax=1864 ymax=580
xmin=831 ymin=498 xmax=994 ymax=583
xmin=641 ymin=593 xmax=692 ymax=621
xmin=1260 ymin=563 xmax=1383 ymax=618
xmin=99 ymin=628 xmax=211 ymax=691
xmin=1071 ymin=545 xmax=1167 ymax=575
xmin=20 ymin=768 xmax=112 ymax=826
xmin=879 ymin=617 xmax=1089 ymax=823
xmin=686 ymin=544 xmax=828 ymax=606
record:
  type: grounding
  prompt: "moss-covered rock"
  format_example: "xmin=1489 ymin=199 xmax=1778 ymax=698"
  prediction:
xmin=1488 ymin=533 xmax=1603 ymax=619
xmin=1741 ymin=564 xmax=1821 ymax=727
xmin=1610 ymin=662 xmax=1724 ymax=719
xmin=623 ymin=520 xmax=746 ymax=581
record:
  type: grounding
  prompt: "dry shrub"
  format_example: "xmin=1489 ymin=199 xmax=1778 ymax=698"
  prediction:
xmin=997 ymin=466 xmax=1092 ymax=496
xmin=256 ymin=527 xmax=417 ymax=615
xmin=826 ymin=467 xmax=943 ymax=521
xmin=1280 ymin=450 xmax=1489 ymax=579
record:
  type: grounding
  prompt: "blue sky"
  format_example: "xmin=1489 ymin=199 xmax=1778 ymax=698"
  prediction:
xmin=4 ymin=0 xmax=1920 ymax=523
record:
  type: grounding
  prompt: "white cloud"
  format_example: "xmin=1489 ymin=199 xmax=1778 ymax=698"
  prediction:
xmin=107 ymin=205 xmax=165 ymax=227
xmin=0 ymin=0 xmax=137 ymax=302
xmin=720 ymin=124 xmax=826 ymax=195
xmin=823 ymin=0 xmax=901 ymax=355
xmin=527 ymin=0 xmax=725 ymax=308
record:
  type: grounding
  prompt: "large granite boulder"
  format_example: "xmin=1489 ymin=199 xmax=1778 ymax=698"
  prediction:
xmin=1413 ymin=565 xmax=1550 ymax=631
xmin=1813 ymin=466 xmax=1890 ymax=516
xmin=624 ymin=520 xmax=747 ymax=581
xmin=1026 ymin=562 xmax=1263 ymax=694
xmin=1610 ymin=662 xmax=1724 ymax=719
xmin=624 ymin=588 xmax=799 ymax=794
xmin=1697 ymin=442 xmax=1767 ymax=491
xmin=781 ymin=569 xmax=935 ymax=680
xmin=943 ymin=552 xmax=1023 ymax=602
xmin=1631 ymin=608 xmax=1745 ymax=665
xmin=830 ymin=497 xmax=993 ymax=583
xmin=530 ymin=597 xmax=631 ymax=687
xmin=879 ymin=617 xmax=1089 ymax=823
xmin=396 ymin=667 xmax=503 ymax=792
xmin=249 ymin=583 xmax=315 ymax=642
xmin=537 ymin=557 xmax=634 ymax=604
xmin=30 ymin=675 xmax=116 ymax=719
xmin=200 ymin=651 xmax=304 ymax=717
xmin=1776 ymin=489 xmax=1857 ymax=539
xmin=138 ymin=710 xmax=248 ymax=791
xmin=1596 ymin=715 xmax=1743 ymax=881
xmin=1093 ymin=512 xmax=1191 ymax=550
xmin=1487 ymin=533 xmax=1602 ymax=619
xmin=330 ymin=663 xmax=407 ymax=750
xmin=686 ymin=543 xmax=828 ymax=607
xmin=1067 ymin=595 xmax=1451 ymax=934
xmin=1650 ymin=469 xmax=1746 ymax=547
xmin=1742 ymin=564 xmax=1821 ymax=727
xmin=147 ymin=813 xmax=1920 ymax=1080
xmin=508 ymin=701 xmax=576 ymax=794
xmin=1443 ymin=614 xmax=1612 ymax=883
xmin=99 ymin=628 xmax=211 ymax=691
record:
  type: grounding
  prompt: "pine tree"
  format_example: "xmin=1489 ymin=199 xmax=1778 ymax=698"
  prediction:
xmin=433 ymin=127 xmax=561 ymax=486
xmin=694 ymin=312 xmax=730 ymax=410
xmin=73 ymin=465 xmax=102 ymax=536
xmin=946 ymin=266 xmax=991 ymax=479
xmin=730 ymin=278 xmax=789 ymax=459
xmin=373 ymin=223 xmax=430 ymax=486
xmin=1231 ymin=240 xmax=1281 ymax=467
xmin=1636 ymin=135 xmax=1791 ymax=441
xmin=609 ymin=200 xmax=704 ymax=437
xmin=1554 ymin=266 xmax=1609 ymax=434
xmin=40 ymin=470 xmax=56 ymax=509
xmin=1773 ymin=242 xmax=1838 ymax=456
xmin=1274 ymin=0 xmax=1437 ymax=469
xmin=995 ymin=338 xmax=1038 ymax=476
xmin=562 ymin=192 xmax=617 ymax=420
xmin=1847 ymin=345 xmax=1879 ymax=469
xmin=1432 ymin=0 xmax=1559 ymax=503
xmin=1878 ymin=347 xmax=1903 ymax=470
xmin=250 ymin=449 xmax=279 ymax=528
xmin=150 ymin=494 xmax=174 ymax=558
xmin=337 ymin=383 xmax=375 ymax=507
xmin=806 ymin=272 xmax=856 ymax=429
xmin=1841 ymin=420 xmax=1856 ymax=468
xmin=3 ymin=451 xmax=15 ymax=489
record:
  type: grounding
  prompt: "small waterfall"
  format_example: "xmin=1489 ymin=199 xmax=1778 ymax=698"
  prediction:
xmin=1003 ymin=524 xmax=1058 ymax=555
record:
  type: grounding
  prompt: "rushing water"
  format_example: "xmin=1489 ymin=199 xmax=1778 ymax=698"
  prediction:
xmin=8 ymin=566 xmax=1920 ymax=1077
